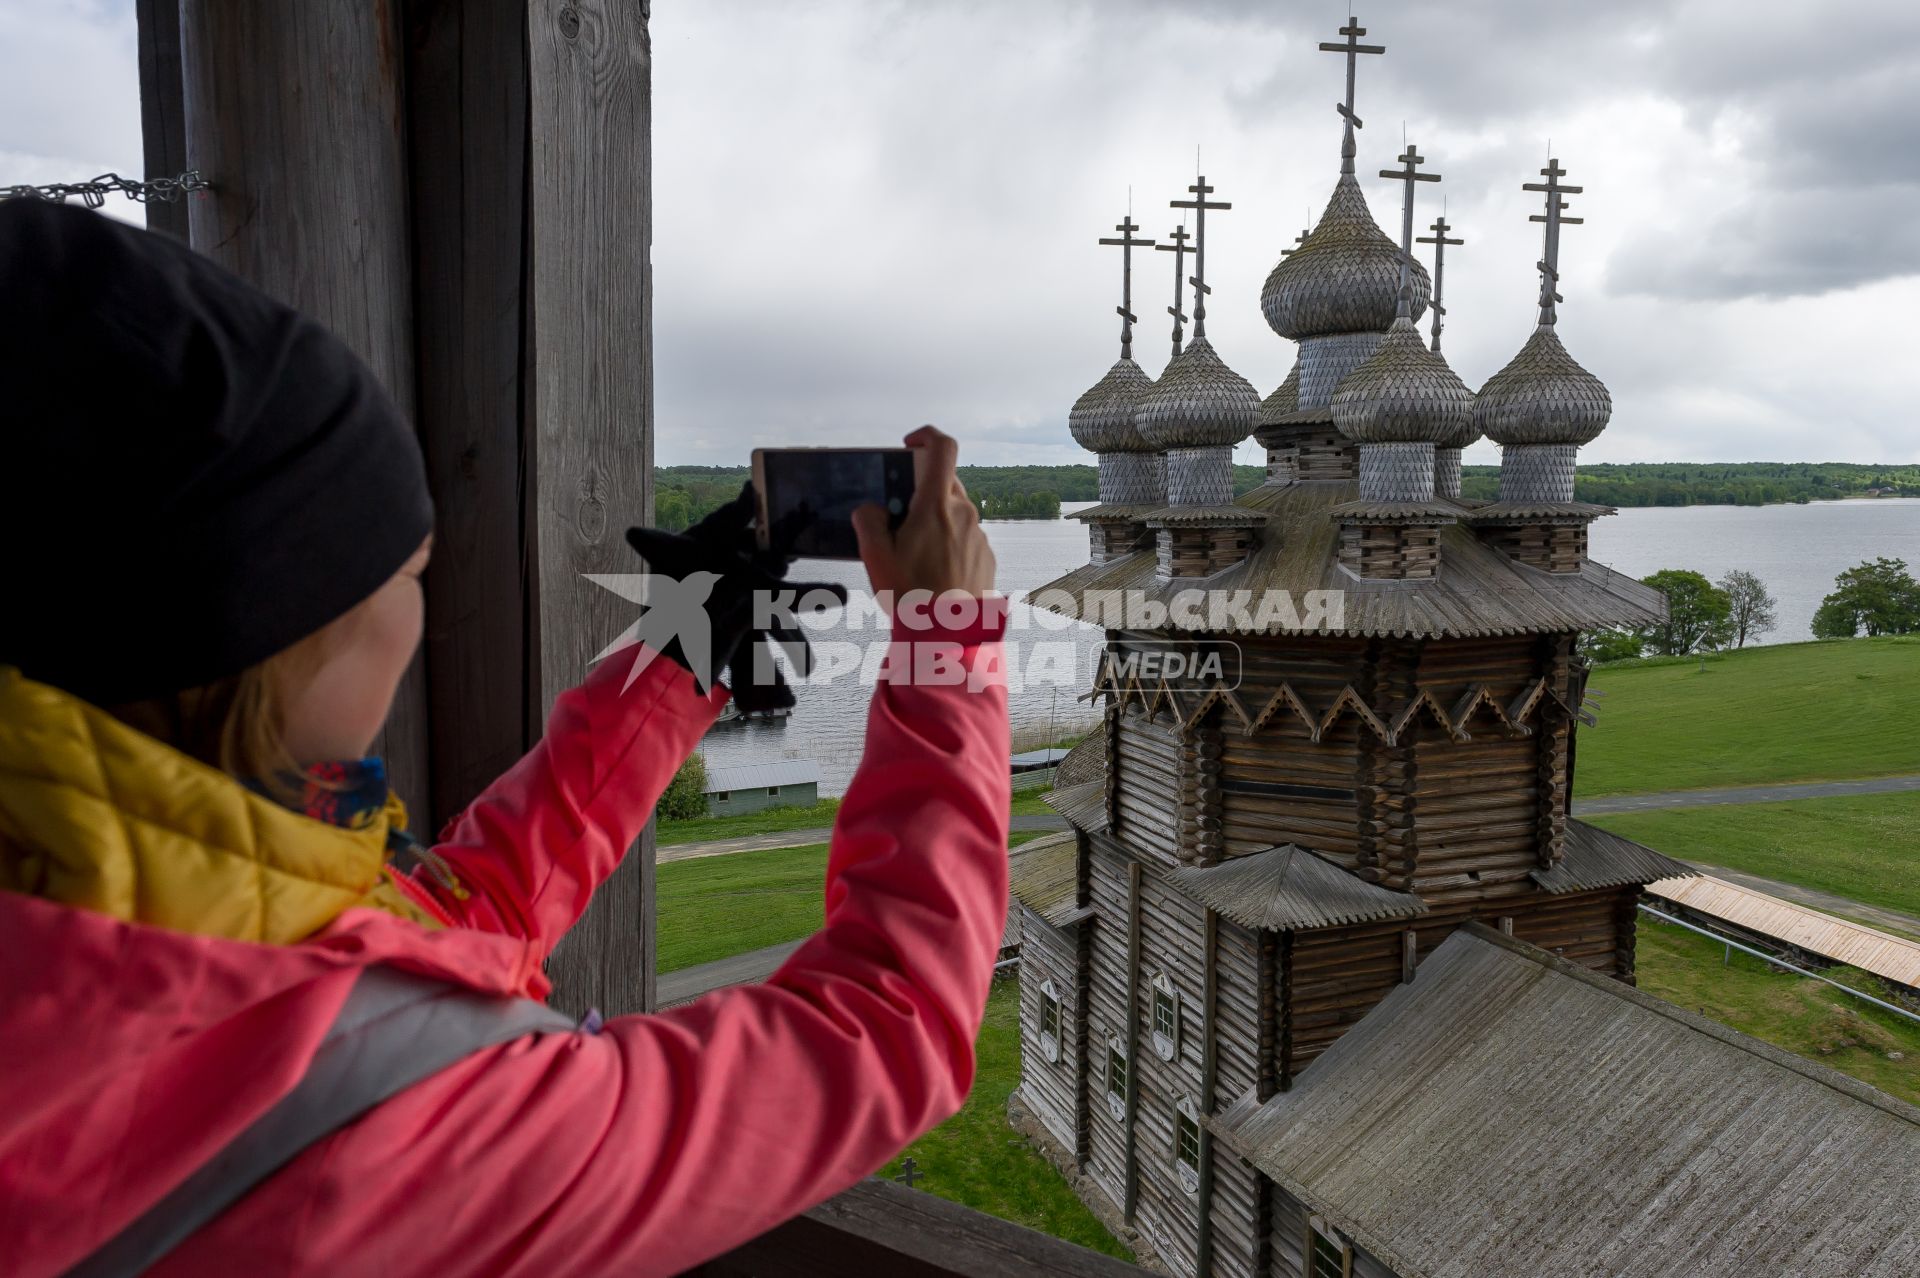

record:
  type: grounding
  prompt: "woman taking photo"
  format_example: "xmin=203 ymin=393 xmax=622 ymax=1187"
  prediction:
xmin=0 ymin=199 xmax=1010 ymax=1276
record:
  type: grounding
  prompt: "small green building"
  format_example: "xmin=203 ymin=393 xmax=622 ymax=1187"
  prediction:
xmin=702 ymin=760 xmax=821 ymax=816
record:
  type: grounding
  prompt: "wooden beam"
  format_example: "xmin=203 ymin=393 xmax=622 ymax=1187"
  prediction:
xmin=1122 ymin=860 xmax=1144 ymax=1223
xmin=176 ymin=0 xmax=431 ymax=819
xmin=403 ymin=0 xmax=535 ymax=829
xmin=526 ymin=0 xmax=658 ymax=1018
xmin=1195 ymin=909 xmax=1220 ymax=1276
xmin=687 ymin=1178 xmax=1151 ymax=1277
xmin=134 ymin=0 xmax=188 ymax=241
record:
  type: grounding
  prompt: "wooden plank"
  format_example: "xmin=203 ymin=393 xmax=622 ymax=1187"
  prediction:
xmin=527 ymin=0 xmax=657 ymax=1018
xmin=178 ymin=0 xmax=431 ymax=819
xmin=688 ymin=1177 xmax=1151 ymax=1277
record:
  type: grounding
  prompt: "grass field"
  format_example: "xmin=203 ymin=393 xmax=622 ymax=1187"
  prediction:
xmin=1575 ymin=637 xmax=1920 ymax=797
xmin=658 ymin=799 xmax=841 ymax=846
xmin=1636 ymin=918 xmax=1920 ymax=1105
xmin=1589 ymin=792 xmax=1920 ymax=920
xmin=878 ymin=981 xmax=1133 ymax=1260
xmin=657 ymin=842 xmax=827 ymax=972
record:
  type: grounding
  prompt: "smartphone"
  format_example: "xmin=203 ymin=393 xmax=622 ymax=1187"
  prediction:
xmin=751 ymin=447 xmax=916 ymax=560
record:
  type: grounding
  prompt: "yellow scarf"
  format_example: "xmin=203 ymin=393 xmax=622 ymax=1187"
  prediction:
xmin=0 ymin=666 xmax=439 ymax=942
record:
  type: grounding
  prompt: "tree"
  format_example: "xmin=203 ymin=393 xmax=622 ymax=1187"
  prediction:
xmin=1811 ymin=558 xmax=1920 ymax=639
xmin=1717 ymin=569 xmax=1777 ymax=648
xmin=657 ymin=753 xmax=709 ymax=821
xmin=1639 ymin=569 xmax=1733 ymax=656
xmin=1579 ymin=628 xmax=1644 ymax=664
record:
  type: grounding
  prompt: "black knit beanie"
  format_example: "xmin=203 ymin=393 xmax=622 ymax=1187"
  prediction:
xmin=0 ymin=199 xmax=433 ymax=705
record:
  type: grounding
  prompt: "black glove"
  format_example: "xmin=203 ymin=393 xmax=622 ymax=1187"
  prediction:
xmin=625 ymin=484 xmax=848 ymax=713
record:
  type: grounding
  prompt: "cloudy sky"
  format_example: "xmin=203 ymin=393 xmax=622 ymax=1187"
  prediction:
xmin=8 ymin=1 xmax=1917 ymax=467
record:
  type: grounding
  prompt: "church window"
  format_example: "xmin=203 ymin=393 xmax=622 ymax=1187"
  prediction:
xmin=1106 ymin=1043 xmax=1129 ymax=1121
xmin=1039 ymin=979 xmax=1062 ymax=1063
xmin=1307 ymin=1214 xmax=1354 ymax=1278
xmin=1150 ymin=973 xmax=1180 ymax=1061
xmin=1172 ymin=1094 xmax=1202 ymax=1193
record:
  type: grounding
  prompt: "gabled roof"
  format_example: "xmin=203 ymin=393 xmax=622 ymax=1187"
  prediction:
xmin=1033 ymin=479 xmax=1665 ymax=639
xmin=1210 ymin=926 xmax=1920 ymax=1278
xmin=1043 ymin=778 xmax=1109 ymax=834
xmin=703 ymin=760 xmax=820 ymax=792
xmin=1531 ymin=819 xmax=1692 ymax=893
xmin=1008 ymin=832 xmax=1091 ymax=928
xmin=1159 ymin=845 xmax=1427 ymax=931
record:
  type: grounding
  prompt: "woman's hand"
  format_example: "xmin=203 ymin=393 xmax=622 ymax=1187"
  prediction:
xmin=851 ymin=425 xmax=996 ymax=604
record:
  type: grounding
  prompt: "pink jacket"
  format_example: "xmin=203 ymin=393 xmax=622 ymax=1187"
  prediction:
xmin=0 ymin=625 xmax=1010 ymax=1275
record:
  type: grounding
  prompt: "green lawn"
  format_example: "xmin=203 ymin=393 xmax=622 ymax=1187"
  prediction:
xmin=1588 ymin=791 xmax=1920 ymax=920
xmin=879 ymin=981 xmax=1133 ymax=1260
xmin=1637 ymin=918 xmax=1920 ymax=1106
xmin=1576 ymin=637 xmax=1920 ymax=797
xmin=1010 ymin=787 xmax=1057 ymax=818
xmin=658 ymin=799 xmax=841 ymax=846
xmin=657 ymin=842 xmax=827 ymax=972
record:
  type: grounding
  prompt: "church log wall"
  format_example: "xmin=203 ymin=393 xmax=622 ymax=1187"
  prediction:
xmin=1017 ymin=906 xmax=1083 ymax=1153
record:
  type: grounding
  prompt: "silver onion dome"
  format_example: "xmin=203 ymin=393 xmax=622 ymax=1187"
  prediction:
xmin=1262 ymin=174 xmax=1432 ymax=341
xmin=1331 ymin=315 xmax=1473 ymax=445
xmin=1133 ymin=336 xmax=1259 ymax=451
xmin=1069 ymin=357 xmax=1156 ymax=453
xmin=1472 ymin=325 xmax=1611 ymax=446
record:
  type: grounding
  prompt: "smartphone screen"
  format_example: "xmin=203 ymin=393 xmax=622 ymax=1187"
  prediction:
xmin=753 ymin=448 xmax=915 ymax=560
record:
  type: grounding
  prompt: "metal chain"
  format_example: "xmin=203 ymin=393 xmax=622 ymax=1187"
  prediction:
xmin=1 ymin=170 xmax=209 ymax=209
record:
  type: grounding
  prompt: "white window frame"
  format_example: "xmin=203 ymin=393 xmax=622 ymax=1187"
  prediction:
xmin=1173 ymin=1094 xmax=1202 ymax=1193
xmin=1150 ymin=972 xmax=1180 ymax=1061
xmin=1105 ymin=1039 xmax=1128 ymax=1122
xmin=1038 ymin=978 xmax=1062 ymax=1064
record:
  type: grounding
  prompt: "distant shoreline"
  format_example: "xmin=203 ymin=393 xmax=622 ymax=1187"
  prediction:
xmin=653 ymin=462 xmax=1918 ymax=529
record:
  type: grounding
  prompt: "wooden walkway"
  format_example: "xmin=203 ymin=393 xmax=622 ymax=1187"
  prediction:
xmin=1648 ymin=874 xmax=1920 ymax=991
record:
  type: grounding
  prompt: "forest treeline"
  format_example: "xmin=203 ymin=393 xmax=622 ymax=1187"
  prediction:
xmin=652 ymin=461 xmax=1918 ymax=530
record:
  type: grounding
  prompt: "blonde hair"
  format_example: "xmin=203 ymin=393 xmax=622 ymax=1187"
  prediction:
xmin=106 ymin=610 xmax=357 ymax=792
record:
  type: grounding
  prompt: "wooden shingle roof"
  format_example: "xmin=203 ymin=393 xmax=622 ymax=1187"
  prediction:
xmin=1159 ymin=844 xmax=1427 ymax=931
xmin=1008 ymin=832 xmax=1091 ymax=928
xmin=1531 ymin=819 xmax=1692 ymax=893
xmin=1042 ymin=779 xmax=1109 ymax=834
xmin=1034 ymin=479 xmax=1664 ymax=639
xmin=1210 ymin=926 xmax=1920 ymax=1278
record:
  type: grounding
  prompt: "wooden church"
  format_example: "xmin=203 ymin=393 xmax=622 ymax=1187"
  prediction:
xmin=1008 ymin=16 xmax=1920 ymax=1278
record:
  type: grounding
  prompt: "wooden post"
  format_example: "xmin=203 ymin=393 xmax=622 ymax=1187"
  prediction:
xmin=1195 ymin=910 xmax=1220 ymax=1275
xmin=1121 ymin=861 xmax=1144 ymax=1223
xmin=524 ymin=0 xmax=658 ymax=1018
xmin=159 ymin=0 xmax=658 ymax=1017
xmin=174 ymin=1 xmax=431 ymax=820
xmin=134 ymin=0 xmax=187 ymax=241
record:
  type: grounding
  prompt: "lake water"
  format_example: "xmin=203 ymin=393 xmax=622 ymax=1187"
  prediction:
xmin=700 ymin=497 xmax=1920 ymax=796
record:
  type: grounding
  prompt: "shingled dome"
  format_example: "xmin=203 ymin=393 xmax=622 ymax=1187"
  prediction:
xmin=1330 ymin=315 xmax=1472 ymax=445
xmin=1068 ymin=357 xmax=1156 ymax=453
xmin=1262 ymin=174 xmax=1431 ymax=341
xmin=1257 ymin=363 xmax=1300 ymax=428
xmin=1133 ymin=336 xmax=1259 ymax=450
xmin=1473 ymin=324 xmax=1611 ymax=446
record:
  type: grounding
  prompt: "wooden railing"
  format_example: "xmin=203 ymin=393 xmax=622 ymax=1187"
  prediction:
xmin=684 ymin=1178 xmax=1151 ymax=1277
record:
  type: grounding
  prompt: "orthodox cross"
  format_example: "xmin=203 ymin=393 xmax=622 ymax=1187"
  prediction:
xmin=1156 ymin=223 xmax=1193 ymax=357
xmin=1415 ymin=214 xmax=1463 ymax=353
xmin=1378 ymin=145 xmax=1440 ymax=318
xmin=1170 ymin=176 xmax=1231 ymax=340
xmin=1523 ymin=157 xmax=1584 ymax=325
xmin=1098 ymin=215 xmax=1156 ymax=361
xmin=1319 ymin=16 xmax=1385 ymax=173
xmin=895 ymin=1157 xmax=924 ymax=1189
xmin=1280 ymin=223 xmax=1312 ymax=257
